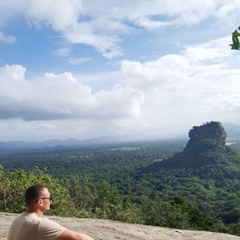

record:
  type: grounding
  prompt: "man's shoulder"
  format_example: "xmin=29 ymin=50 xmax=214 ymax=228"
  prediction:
xmin=14 ymin=212 xmax=43 ymax=224
xmin=39 ymin=217 xmax=65 ymax=229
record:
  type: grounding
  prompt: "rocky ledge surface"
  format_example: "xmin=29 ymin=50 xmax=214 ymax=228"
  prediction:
xmin=1 ymin=212 xmax=240 ymax=240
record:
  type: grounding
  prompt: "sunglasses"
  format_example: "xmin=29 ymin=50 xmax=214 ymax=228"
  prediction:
xmin=40 ymin=195 xmax=53 ymax=201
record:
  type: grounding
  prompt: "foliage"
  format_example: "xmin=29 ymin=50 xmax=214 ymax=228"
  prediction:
xmin=2 ymin=138 xmax=240 ymax=235
xmin=0 ymin=166 xmax=75 ymax=216
xmin=0 ymin=164 xmax=215 ymax=232
xmin=141 ymin=195 xmax=213 ymax=230
xmin=65 ymin=176 xmax=141 ymax=223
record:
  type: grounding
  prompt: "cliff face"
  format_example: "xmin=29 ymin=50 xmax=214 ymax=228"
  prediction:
xmin=185 ymin=121 xmax=227 ymax=149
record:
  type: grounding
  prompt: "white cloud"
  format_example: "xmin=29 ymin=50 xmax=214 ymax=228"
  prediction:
xmin=24 ymin=0 xmax=83 ymax=31
xmin=0 ymin=65 xmax=143 ymax=121
xmin=134 ymin=17 xmax=176 ymax=31
xmin=120 ymin=37 xmax=240 ymax=130
xmin=1 ymin=0 xmax=240 ymax=58
xmin=183 ymin=37 xmax=232 ymax=63
xmin=1 ymin=35 xmax=240 ymax=141
xmin=53 ymin=48 xmax=93 ymax=65
xmin=65 ymin=28 xmax=123 ymax=58
xmin=214 ymin=0 xmax=240 ymax=25
xmin=0 ymin=64 xmax=25 ymax=81
xmin=0 ymin=31 xmax=16 ymax=44
xmin=53 ymin=48 xmax=72 ymax=58
xmin=68 ymin=57 xmax=93 ymax=66
xmin=121 ymin=54 xmax=190 ymax=91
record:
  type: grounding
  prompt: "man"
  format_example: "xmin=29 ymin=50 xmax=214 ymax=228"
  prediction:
xmin=8 ymin=185 xmax=95 ymax=240
xmin=232 ymin=26 xmax=240 ymax=49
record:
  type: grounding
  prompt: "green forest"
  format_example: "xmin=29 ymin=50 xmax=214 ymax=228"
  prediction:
xmin=1 ymin=138 xmax=240 ymax=235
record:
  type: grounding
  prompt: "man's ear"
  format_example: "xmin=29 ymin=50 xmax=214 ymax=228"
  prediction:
xmin=37 ymin=198 xmax=44 ymax=206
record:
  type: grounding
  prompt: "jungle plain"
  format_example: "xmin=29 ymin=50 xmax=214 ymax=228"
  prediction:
xmin=1 ymin=122 xmax=240 ymax=236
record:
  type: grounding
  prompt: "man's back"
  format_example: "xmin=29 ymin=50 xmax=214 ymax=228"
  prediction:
xmin=8 ymin=212 xmax=65 ymax=240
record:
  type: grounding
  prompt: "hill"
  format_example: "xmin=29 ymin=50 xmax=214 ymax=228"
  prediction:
xmin=139 ymin=122 xmax=240 ymax=222
xmin=1 ymin=212 xmax=240 ymax=240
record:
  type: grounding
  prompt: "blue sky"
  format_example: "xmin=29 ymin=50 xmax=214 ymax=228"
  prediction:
xmin=0 ymin=0 xmax=240 ymax=141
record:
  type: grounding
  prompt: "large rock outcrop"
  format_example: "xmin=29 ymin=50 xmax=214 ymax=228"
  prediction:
xmin=1 ymin=212 xmax=240 ymax=240
xmin=185 ymin=121 xmax=227 ymax=149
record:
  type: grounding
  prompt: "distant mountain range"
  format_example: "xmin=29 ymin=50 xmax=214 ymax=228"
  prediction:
xmin=0 ymin=122 xmax=239 ymax=151
xmin=0 ymin=134 xmax=160 ymax=152
xmin=0 ymin=136 xmax=121 ymax=151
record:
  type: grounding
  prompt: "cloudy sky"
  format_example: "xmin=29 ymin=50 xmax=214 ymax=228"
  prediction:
xmin=0 ymin=0 xmax=240 ymax=142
